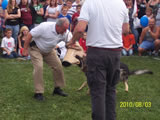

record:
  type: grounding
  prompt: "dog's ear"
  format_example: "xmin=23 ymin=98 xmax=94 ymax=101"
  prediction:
xmin=75 ymin=55 xmax=83 ymax=67
xmin=75 ymin=55 xmax=82 ymax=60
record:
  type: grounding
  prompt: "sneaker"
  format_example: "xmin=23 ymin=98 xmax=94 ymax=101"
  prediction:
xmin=53 ymin=87 xmax=68 ymax=97
xmin=33 ymin=93 xmax=44 ymax=101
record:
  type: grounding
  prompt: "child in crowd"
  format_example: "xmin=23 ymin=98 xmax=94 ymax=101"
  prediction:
xmin=122 ymin=29 xmax=135 ymax=56
xmin=71 ymin=4 xmax=81 ymax=32
xmin=58 ymin=5 xmax=71 ymax=30
xmin=18 ymin=26 xmax=30 ymax=59
xmin=66 ymin=0 xmax=76 ymax=17
xmin=1 ymin=28 xmax=18 ymax=58
xmin=143 ymin=7 xmax=153 ymax=20
xmin=79 ymin=32 xmax=87 ymax=53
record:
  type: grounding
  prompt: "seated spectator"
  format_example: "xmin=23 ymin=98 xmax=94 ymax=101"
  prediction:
xmin=138 ymin=18 xmax=160 ymax=56
xmin=45 ymin=0 xmax=59 ymax=22
xmin=1 ymin=28 xmax=18 ymax=58
xmin=58 ymin=5 xmax=71 ymax=30
xmin=71 ymin=4 xmax=81 ymax=32
xmin=31 ymin=0 xmax=44 ymax=27
xmin=18 ymin=26 xmax=30 ymax=59
xmin=79 ymin=32 xmax=87 ymax=53
xmin=56 ymin=30 xmax=72 ymax=60
xmin=19 ymin=0 xmax=36 ymax=30
xmin=122 ymin=29 xmax=135 ymax=56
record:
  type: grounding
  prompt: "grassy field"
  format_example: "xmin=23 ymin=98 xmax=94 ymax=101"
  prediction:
xmin=0 ymin=56 xmax=160 ymax=120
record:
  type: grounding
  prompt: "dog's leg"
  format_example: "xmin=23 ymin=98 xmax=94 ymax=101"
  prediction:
xmin=77 ymin=81 xmax=87 ymax=91
xmin=124 ymin=81 xmax=128 ymax=92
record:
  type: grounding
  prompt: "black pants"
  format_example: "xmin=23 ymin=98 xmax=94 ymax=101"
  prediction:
xmin=86 ymin=47 xmax=121 ymax=120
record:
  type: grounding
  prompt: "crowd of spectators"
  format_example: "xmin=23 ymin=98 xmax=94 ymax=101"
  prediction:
xmin=1 ymin=0 xmax=160 ymax=60
xmin=0 ymin=0 xmax=85 ymax=59
xmin=123 ymin=0 xmax=160 ymax=56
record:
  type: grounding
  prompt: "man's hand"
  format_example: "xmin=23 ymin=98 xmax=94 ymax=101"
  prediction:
xmin=66 ymin=40 xmax=75 ymax=48
xmin=67 ymin=32 xmax=84 ymax=47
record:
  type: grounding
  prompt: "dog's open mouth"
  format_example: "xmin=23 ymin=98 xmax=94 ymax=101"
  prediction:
xmin=62 ymin=61 xmax=72 ymax=67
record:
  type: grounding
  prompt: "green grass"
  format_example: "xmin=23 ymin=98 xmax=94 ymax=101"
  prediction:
xmin=0 ymin=56 xmax=160 ymax=120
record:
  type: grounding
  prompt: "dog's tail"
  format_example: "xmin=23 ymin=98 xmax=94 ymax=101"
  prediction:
xmin=129 ymin=70 xmax=153 ymax=75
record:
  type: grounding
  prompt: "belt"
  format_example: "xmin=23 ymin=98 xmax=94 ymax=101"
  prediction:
xmin=30 ymin=41 xmax=36 ymax=47
xmin=88 ymin=46 xmax=122 ymax=51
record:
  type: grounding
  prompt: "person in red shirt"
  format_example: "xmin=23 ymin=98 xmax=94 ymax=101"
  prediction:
xmin=122 ymin=30 xmax=135 ymax=56
xmin=79 ymin=32 xmax=87 ymax=53
xmin=71 ymin=4 xmax=81 ymax=32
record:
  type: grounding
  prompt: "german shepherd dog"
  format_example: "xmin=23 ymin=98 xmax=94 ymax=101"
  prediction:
xmin=75 ymin=55 xmax=153 ymax=93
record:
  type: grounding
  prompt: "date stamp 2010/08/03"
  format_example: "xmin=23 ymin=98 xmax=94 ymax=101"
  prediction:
xmin=120 ymin=102 xmax=151 ymax=108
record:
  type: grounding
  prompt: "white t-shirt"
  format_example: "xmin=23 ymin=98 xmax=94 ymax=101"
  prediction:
xmin=30 ymin=22 xmax=69 ymax=53
xmin=1 ymin=37 xmax=15 ymax=54
xmin=78 ymin=0 xmax=129 ymax=48
xmin=46 ymin=6 xmax=59 ymax=22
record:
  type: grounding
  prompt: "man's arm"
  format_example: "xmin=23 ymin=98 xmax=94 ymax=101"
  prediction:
xmin=139 ymin=27 xmax=147 ymax=44
xmin=1 ymin=47 xmax=11 ymax=55
xmin=148 ymin=26 xmax=159 ymax=39
xmin=22 ymin=32 xmax=32 ymax=56
xmin=67 ymin=20 xmax=88 ymax=46
xmin=122 ymin=23 xmax=129 ymax=34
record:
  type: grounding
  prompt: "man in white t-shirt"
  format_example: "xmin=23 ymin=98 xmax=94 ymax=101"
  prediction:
xmin=68 ymin=0 xmax=129 ymax=120
xmin=23 ymin=18 xmax=69 ymax=101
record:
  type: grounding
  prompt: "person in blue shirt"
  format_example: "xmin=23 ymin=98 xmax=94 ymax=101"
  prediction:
xmin=58 ymin=5 xmax=71 ymax=30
